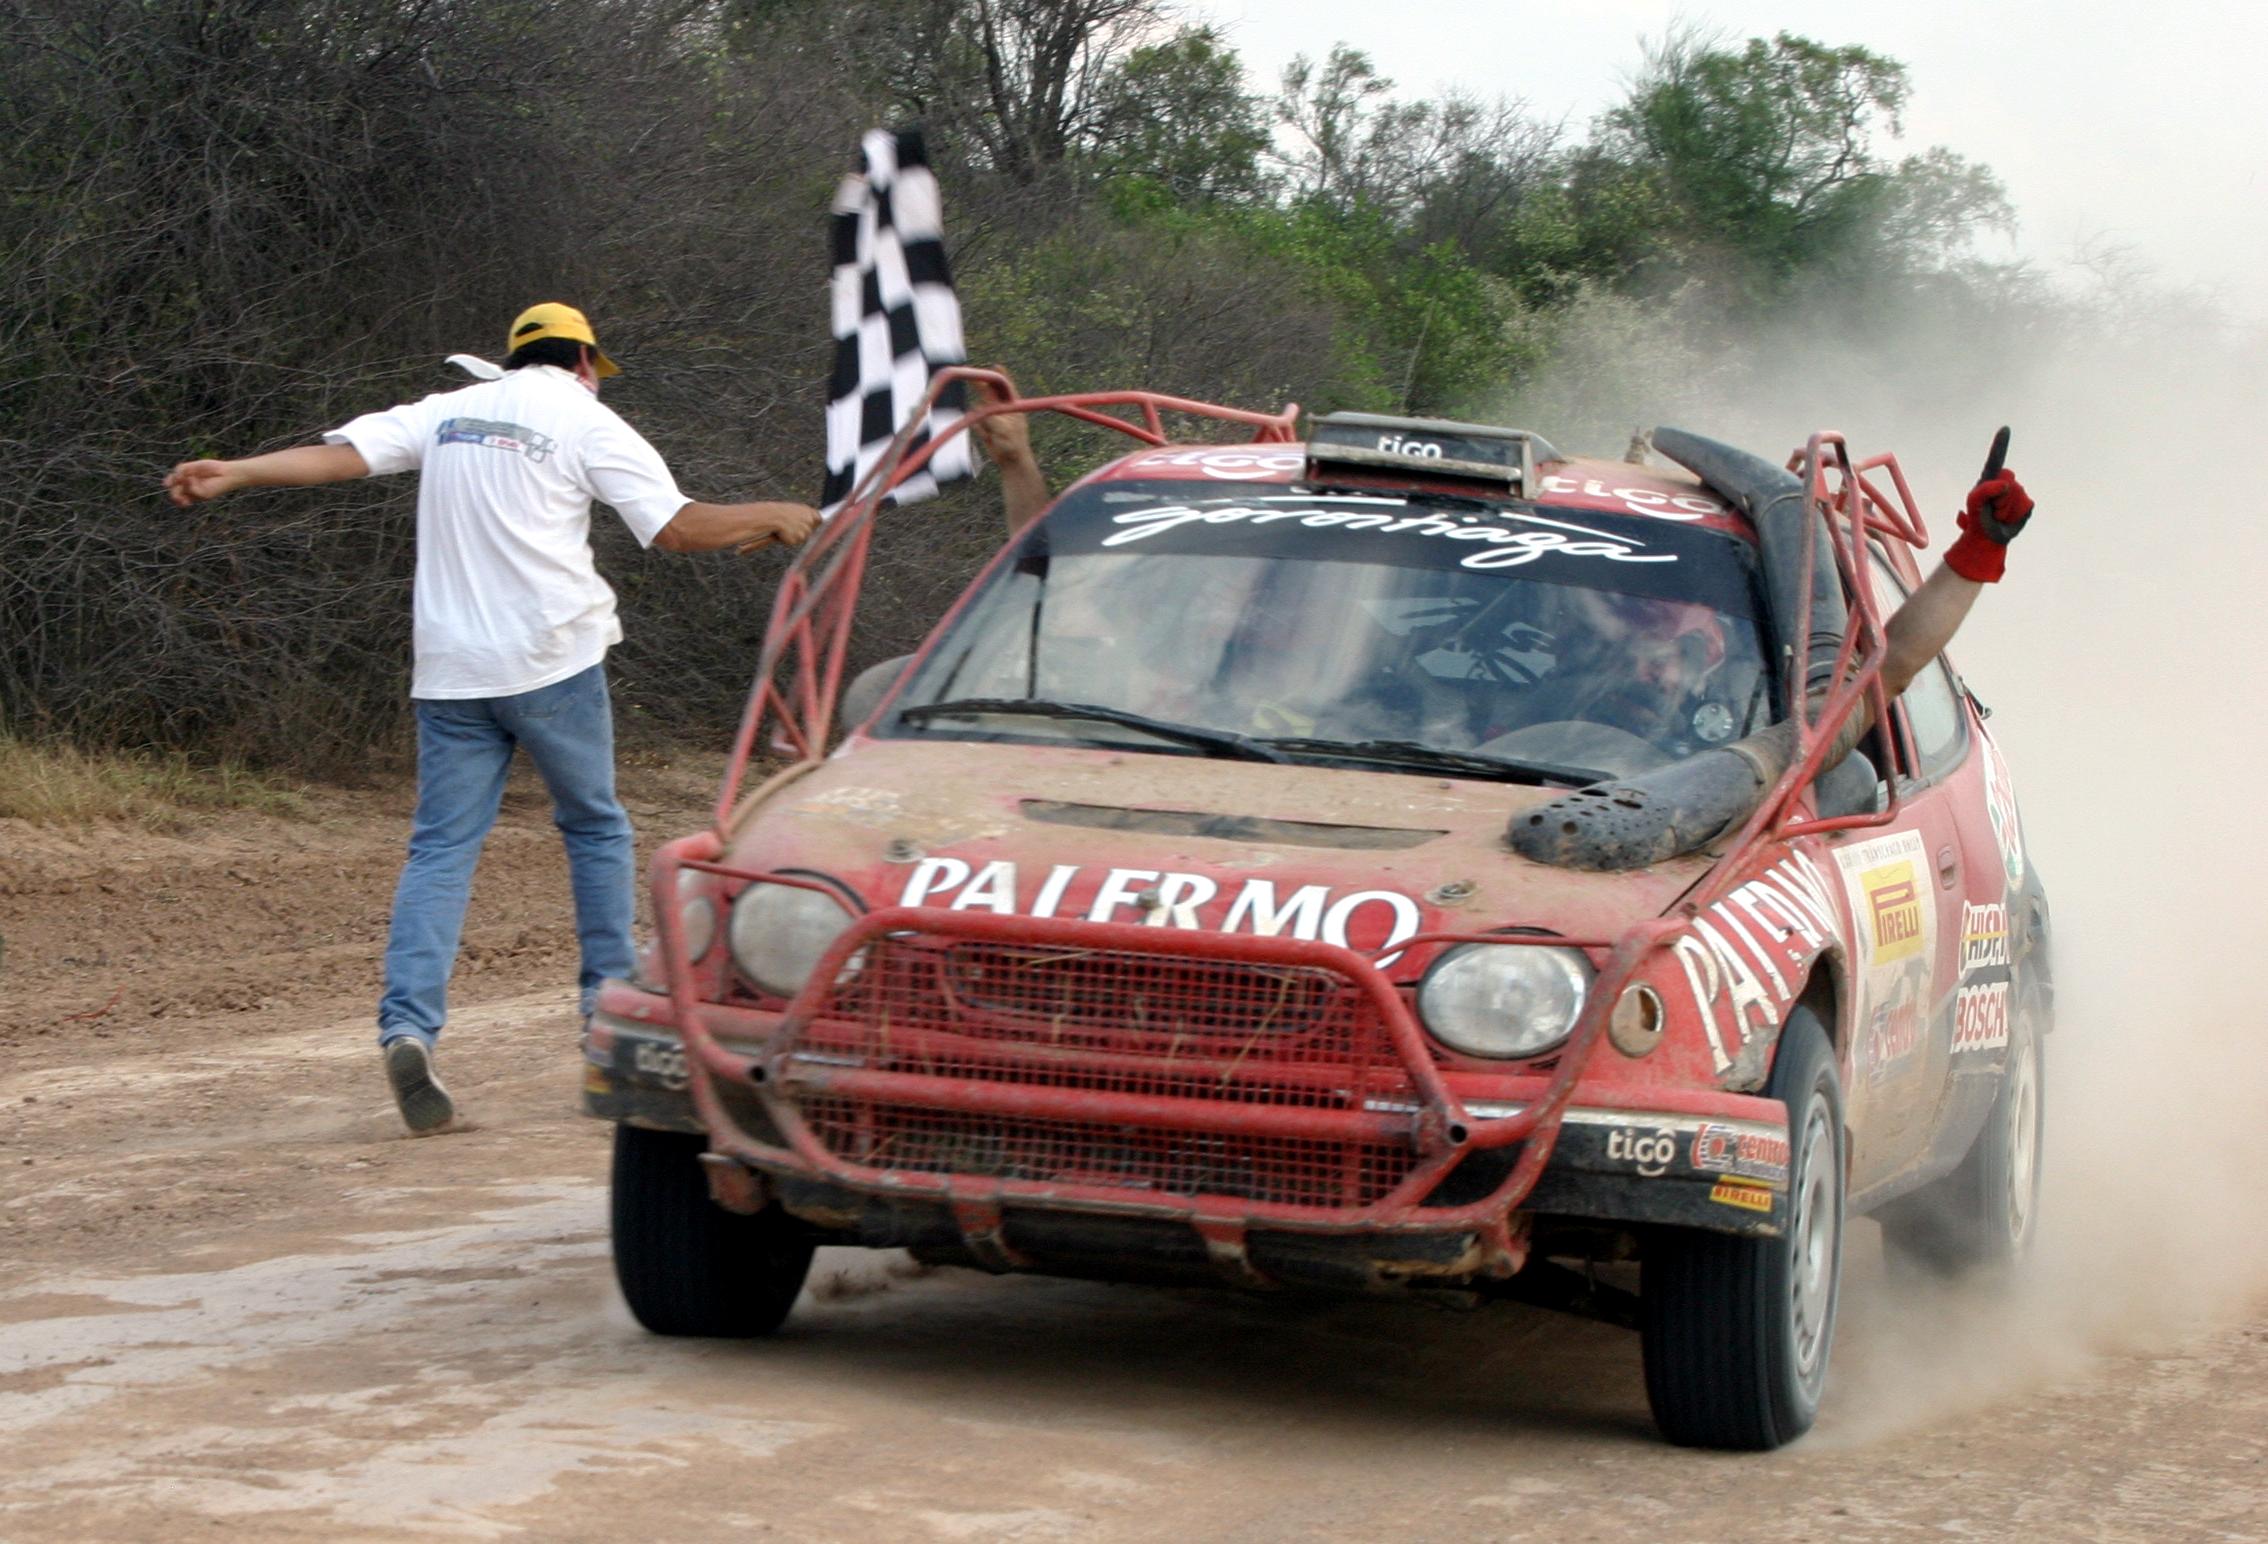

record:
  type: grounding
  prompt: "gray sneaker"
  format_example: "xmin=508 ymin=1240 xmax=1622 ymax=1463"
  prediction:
xmin=382 ymin=1037 xmax=455 ymax=1134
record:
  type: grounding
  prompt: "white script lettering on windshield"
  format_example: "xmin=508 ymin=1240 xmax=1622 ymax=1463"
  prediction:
xmin=1101 ymin=499 xmax=1677 ymax=571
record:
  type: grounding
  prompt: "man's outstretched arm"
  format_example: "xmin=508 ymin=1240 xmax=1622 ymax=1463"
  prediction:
xmin=164 ymin=444 xmax=371 ymax=506
xmin=654 ymin=500 xmax=820 ymax=554
xmin=1881 ymin=565 xmax=1984 ymax=699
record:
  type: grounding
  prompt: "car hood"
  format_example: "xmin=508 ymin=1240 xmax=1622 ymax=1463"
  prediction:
xmin=722 ymin=738 xmax=1705 ymax=969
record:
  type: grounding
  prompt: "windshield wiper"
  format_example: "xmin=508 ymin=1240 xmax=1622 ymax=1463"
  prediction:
xmin=1257 ymin=737 xmax=1607 ymax=787
xmin=897 ymin=698 xmax=1289 ymax=763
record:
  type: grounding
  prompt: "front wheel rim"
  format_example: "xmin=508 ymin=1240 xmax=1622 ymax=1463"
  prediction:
xmin=1789 ymin=1092 xmax=1840 ymax=1383
xmin=2004 ymin=1019 xmax=2042 ymax=1244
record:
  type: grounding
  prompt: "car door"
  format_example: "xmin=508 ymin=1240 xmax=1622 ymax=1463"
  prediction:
xmin=1827 ymin=551 xmax=1976 ymax=1198
xmin=1926 ymin=664 xmax=2030 ymax=1172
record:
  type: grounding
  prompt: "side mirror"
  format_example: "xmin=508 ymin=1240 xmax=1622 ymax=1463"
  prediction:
xmin=838 ymin=654 xmax=914 ymax=733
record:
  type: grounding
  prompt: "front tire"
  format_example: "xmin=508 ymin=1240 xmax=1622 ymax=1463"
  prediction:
xmin=611 ymin=1124 xmax=815 ymax=1337
xmin=1879 ymin=1000 xmax=2045 ymax=1277
xmin=1642 ymin=1007 xmax=1845 ymax=1450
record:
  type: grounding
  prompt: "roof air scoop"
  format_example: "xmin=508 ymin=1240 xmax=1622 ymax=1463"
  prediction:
xmin=1306 ymin=412 xmax=1561 ymax=495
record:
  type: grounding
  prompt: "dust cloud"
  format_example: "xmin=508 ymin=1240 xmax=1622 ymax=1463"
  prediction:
xmin=1496 ymin=282 xmax=2268 ymax=1438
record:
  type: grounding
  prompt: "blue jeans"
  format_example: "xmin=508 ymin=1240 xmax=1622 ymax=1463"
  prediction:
xmin=377 ymin=663 xmax=634 ymax=1047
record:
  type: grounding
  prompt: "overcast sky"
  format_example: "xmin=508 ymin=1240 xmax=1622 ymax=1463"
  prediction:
xmin=1194 ymin=1 xmax=2268 ymax=320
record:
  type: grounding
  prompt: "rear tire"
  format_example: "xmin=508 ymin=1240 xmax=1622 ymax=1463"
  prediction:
xmin=1879 ymin=1000 xmax=2045 ymax=1278
xmin=1641 ymin=1007 xmax=1845 ymax=1450
xmin=611 ymin=1124 xmax=815 ymax=1337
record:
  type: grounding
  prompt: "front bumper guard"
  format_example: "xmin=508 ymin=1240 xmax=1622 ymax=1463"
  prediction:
xmin=632 ymin=833 xmax=1789 ymax=1277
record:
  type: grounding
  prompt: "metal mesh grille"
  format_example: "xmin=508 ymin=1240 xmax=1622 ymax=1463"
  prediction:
xmin=803 ymin=937 xmax=1412 ymax=1105
xmin=782 ymin=934 xmax=1422 ymax=1209
xmin=798 ymin=1095 xmax=1413 ymax=1209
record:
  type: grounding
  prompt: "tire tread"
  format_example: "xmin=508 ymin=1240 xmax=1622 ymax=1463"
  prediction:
xmin=611 ymin=1124 xmax=815 ymax=1338
xmin=1641 ymin=1008 xmax=1840 ymax=1450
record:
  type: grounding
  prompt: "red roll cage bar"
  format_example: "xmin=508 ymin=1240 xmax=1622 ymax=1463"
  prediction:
xmin=716 ymin=367 xmax=1931 ymax=861
xmin=713 ymin=366 xmax=1301 ymax=828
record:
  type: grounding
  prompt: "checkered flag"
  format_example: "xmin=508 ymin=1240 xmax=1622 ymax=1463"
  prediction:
xmin=820 ymin=127 xmax=975 ymax=518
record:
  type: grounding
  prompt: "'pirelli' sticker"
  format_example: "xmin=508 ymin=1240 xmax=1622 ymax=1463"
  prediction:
xmin=1709 ymin=1179 xmax=1776 ymax=1213
xmin=1835 ymin=830 xmax=1940 ymax=1087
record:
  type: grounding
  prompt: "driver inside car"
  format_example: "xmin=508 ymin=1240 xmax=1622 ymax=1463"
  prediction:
xmin=1513 ymin=589 xmax=1734 ymax=749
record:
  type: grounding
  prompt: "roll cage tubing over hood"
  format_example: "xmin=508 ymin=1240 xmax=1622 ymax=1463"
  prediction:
xmin=712 ymin=367 xmax=1303 ymax=827
xmin=714 ymin=367 xmax=1930 ymax=879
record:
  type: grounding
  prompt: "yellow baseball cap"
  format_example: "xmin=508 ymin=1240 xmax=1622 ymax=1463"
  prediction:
xmin=505 ymin=302 xmax=620 ymax=376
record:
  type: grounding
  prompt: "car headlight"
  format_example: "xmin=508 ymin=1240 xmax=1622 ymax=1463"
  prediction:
xmin=676 ymin=870 xmax=717 ymax=963
xmin=728 ymin=880 xmax=859 ymax=999
xmin=1418 ymin=943 xmax=1593 ymax=1059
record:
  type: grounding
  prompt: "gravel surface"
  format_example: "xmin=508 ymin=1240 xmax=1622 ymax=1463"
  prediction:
xmin=3 ymin=767 xmax=2263 ymax=1541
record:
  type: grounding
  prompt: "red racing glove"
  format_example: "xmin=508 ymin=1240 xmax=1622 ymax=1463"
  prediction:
xmin=1944 ymin=470 xmax=2034 ymax=583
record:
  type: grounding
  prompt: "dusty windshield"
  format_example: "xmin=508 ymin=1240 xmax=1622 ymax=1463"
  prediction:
xmin=881 ymin=480 xmax=1774 ymax=779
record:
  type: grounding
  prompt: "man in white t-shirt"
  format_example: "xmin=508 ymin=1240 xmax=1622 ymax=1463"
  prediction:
xmin=164 ymin=303 xmax=818 ymax=1134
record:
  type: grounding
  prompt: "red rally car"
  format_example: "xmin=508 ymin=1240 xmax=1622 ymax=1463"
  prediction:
xmin=582 ymin=380 xmax=2052 ymax=1451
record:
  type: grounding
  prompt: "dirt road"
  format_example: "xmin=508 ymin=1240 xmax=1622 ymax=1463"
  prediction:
xmin=4 ymin=771 xmax=2263 ymax=1542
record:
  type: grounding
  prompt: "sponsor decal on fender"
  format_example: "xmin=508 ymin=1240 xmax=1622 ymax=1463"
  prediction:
xmin=1709 ymin=1179 xmax=1776 ymax=1213
xmin=1960 ymin=900 xmax=2011 ymax=974
xmin=1980 ymin=730 xmax=2028 ymax=889
xmin=1666 ymin=852 xmax=1842 ymax=1074
xmin=1952 ymin=980 xmax=2010 ymax=1052
xmin=1836 ymin=831 xmax=1937 ymax=972
xmin=1835 ymin=831 xmax=1941 ymax=1085
xmin=897 ymin=858 xmax=1425 ymax=963
xmin=1863 ymin=967 xmax=1928 ymax=1083
xmin=1954 ymin=898 xmax=2015 ymax=1055
xmin=1691 ymin=1122 xmax=1792 ymax=1186
xmin=1862 ymin=863 xmax=1925 ymax=964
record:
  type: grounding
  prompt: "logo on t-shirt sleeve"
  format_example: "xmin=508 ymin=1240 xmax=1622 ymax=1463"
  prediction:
xmin=436 ymin=417 xmax=557 ymax=464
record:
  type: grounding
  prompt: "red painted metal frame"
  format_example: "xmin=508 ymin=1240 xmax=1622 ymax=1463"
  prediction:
xmin=1769 ymin=433 xmax=1929 ymax=844
xmin=651 ymin=843 xmax=1576 ymax=1254
xmin=655 ymin=404 xmax=1931 ymax=1255
xmin=712 ymin=367 xmax=1300 ymax=828
xmin=651 ymin=860 xmax=1706 ymax=1248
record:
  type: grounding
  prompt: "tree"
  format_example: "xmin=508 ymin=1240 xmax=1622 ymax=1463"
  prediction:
xmin=1271 ymin=45 xmax=1397 ymax=205
xmin=739 ymin=0 xmax=1182 ymax=185
xmin=1490 ymin=148 xmax=1677 ymax=307
xmin=1601 ymin=29 xmax=2010 ymax=288
xmin=1083 ymin=27 xmax=1269 ymax=204
xmin=1270 ymin=43 xmax=1561 ymax=279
